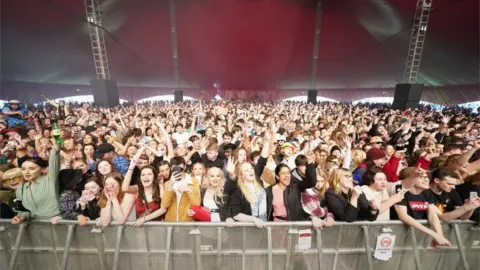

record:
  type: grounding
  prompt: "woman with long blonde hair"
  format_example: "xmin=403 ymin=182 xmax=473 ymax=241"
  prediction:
xmin=188 ymin=167 xmax=228 ymax=222
xmin=325 ymin=168 xmax=378 ymax=222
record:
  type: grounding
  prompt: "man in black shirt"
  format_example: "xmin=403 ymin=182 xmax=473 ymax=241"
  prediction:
xmin=394 ymin=168 xmax=451 ymax=247
xmin=427 ymin=168 xmax=480 ymax=221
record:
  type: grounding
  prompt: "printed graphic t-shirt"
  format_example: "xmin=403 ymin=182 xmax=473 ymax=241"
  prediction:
xmin=424 ymin=189 xmax=463 ymax=214
xmin=395 ymin=190 xmax=432 ymax=220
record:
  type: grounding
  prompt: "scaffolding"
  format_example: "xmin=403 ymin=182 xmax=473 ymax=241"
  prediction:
xmin=403 ymin=0 xmax=433 ymax=84
xmin=84 ymin=0 xmax=111 ymax=80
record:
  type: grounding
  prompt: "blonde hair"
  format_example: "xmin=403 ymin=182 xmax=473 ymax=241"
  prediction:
xmin=237 ymin=162 xmax=263 ymax=204
xmin=205 ymin=167 xmax=225 ymax=204
xmin=2 ymin=168 xmax=22 ymax=180
xmin=328 ymin=168 xmax=352 ymax=194
xmin=315 ymin=167 xmax=327 ymax=199
xmin=351 ymin=149 xmax=366 ymax=168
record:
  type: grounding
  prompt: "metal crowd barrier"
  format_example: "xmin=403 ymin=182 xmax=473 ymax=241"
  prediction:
xmin=0 ymin=219 xmax=478 ymax=270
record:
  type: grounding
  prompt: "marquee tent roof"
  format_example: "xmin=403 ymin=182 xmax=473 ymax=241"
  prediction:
xmin=1 ymin=0 xmax=478 ymax=101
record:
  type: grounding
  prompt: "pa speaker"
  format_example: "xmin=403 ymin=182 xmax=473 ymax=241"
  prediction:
xmin=90 ymin=79 xmax=119 ymax=108
xmin=174 ymin=90 xmax=183 ymax=103
xmin=307 ymin=90 xmax=317 ymax=104
xmin=392 ymin=83 xmax=424 ymax=110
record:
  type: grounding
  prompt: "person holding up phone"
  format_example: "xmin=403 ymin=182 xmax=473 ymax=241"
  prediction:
xmin=161 ymin=156 xmax=200 ymax=222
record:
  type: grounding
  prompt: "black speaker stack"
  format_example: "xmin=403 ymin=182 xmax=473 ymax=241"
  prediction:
xmin=392 ymin=83 xmax=424 ymax=110
xmin=90 ymin=79 xmax=119 ymax=108
xmin=307 ymin=90 xmax=317 ymax=104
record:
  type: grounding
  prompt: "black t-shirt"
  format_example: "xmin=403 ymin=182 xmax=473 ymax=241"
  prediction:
xmin=395 ymin=190 xmax=432 ymax=220
xmin=424 ymin=189 xmax=463 ymax=214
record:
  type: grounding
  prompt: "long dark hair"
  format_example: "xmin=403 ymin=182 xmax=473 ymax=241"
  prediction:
xmin=137 ymin=165 xmax=161 ymax=207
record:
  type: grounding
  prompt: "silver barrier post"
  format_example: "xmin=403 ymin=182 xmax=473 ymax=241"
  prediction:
xmin=164 ymin=226 xmax=173 ymax=270
xmin=331 ymin=225 xmax=343 ymax=270
xmin=190 ymin=227 xmax=203 ymax=270
xmin=362 ymin=225 xmax=373 ymax=270
xmin=285 ymin=226 xmax=298 ymax=270
xmin=241 ymin=226 xmax=246 ymax=270
xmin=216 ymin=227 xmax=222 ymax=270
xmin=59 ymin=224 xmax=74 ymax=270
xmin=143 ymin=227 xmax=151 ymax=270
xmin=9 ymin=223 xmax=25 ymax=270
xmin=50 ymin=225 xmax=62 ymax=270
xmin=409 ymin=228 xmax=422 ymax=270
xmin=267 ymin=227 xmax=273 ymax=270
xmin=91 ymin=227 xmax=109 ymax=270
xmin=112 ymin=225 xmax=124 ymax=270
xmin=453 ymin=223 xmax=470 ymax=270
xmin=0 ymin=225 xmax=12 ymax=270
xmin=315 ymin=229 xmax=323 ymax=270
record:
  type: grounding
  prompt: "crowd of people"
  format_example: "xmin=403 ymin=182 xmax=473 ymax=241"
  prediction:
xmin=0 ymin=98 xmax=479 ymax=248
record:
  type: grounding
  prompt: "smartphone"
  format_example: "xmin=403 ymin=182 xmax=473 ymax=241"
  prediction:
xmin=172 ymin=166 xmax=184 ymax=179
xmin=470 ymin=192 xmax=478 ymax=199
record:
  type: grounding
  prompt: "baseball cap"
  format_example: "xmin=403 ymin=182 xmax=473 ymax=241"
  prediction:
xmin=94 ymin=143 xmax=115 ymax=160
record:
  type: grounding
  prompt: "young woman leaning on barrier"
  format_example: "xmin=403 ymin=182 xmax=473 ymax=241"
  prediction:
xmin=301 ymin=167 xmax=335 ymax=229
xmin=225 ymin=125 xmax=273 ymax=228
xmin=361 ymin=167 xmax=405 ymax=221
xmin=122 ymin=145 xmax=166 ymax=227
xmin=98 ymin=172 xmax=136 ymax=226
xmin=325 ymin=168 xmax=379 ymax=223
xmin=188 ymin=167 xmax=228 ymax=222
xmin=11 ymin=138 xmax=61 ymax=224
xmin=264 ymin=132 xmax=317 ymax=223
xmin=76 ymin=176 xmax=103 ymax=226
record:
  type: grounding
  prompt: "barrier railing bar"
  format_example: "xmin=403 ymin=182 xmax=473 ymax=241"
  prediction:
xmin=0 ymin=225 xmax=12 ymax=270
xmin=6 ymin=245 xmax=468 ymax=256
xmin=409 ymin=228 xmax=422 ymax=270
xmin=92 ymin=227 xmax=109 ymax=270
xmin=112 ymin=225 xmax=124 ymax=270
xmin=362 ymin=225 xmax=373 ymax=270
xmin=0 ymin=219 xmax=473 ymax=227
xmin=241 ymin=226 xmax=246 ymax=270
xmin=453 ymin=223 xmax=470 ymax=270
xmin=267 ymin=227 xmax=273 ymax=270
xmin=59 ymin=224 xmax=74 ymax=270
xmin=164 ymin=226 xmax=172 ymax=270
xmin=315 ymin=229 xmax=323 ymax=270
xmin=285 ymin=227 xmax=297 ymax=270
xmin=216 ymin=227 xmax=222 ymax=270
xmin=9 ymin=223 xmax=25 ymax=270
xmin=50 ymin=225 xmax=62 ymax=270
xmin=332 ymin=225 xmax=343 ymax=270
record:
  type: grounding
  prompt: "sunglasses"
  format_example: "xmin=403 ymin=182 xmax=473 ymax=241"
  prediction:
xmin=1 ymin=176 xmax=23 ymax=185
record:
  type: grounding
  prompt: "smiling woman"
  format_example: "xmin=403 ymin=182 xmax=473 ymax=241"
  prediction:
xmin=11 ymin=140 xmax=61 ymax=224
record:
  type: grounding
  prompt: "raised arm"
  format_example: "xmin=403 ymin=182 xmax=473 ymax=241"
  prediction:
xmin=49 ymin=139 xmax=61 ymax=187
xmin=121 ymin=146 xmax=145 ymax=193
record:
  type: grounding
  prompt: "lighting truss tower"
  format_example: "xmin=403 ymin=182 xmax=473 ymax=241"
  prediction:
xmin=84 ymin=0 xmax=110 ymax=80
xmin=169 ymin=0 xmax=180 ymax=88
xmin=310 ymin=0 xmax=323 ymax=89
xmin=403 ymin=0 xmax=433 ymax=83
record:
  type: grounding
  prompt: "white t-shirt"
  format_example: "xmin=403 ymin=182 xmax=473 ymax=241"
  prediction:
xmin=203 ymin=196 xmax=221 ymax=222
xmin=361 ymin=186 xmax=390 ymax=221
xmin=173 ymin=131 xmax=190 ymax=144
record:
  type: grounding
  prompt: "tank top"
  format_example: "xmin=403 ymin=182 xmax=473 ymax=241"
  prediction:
xmin=134 ymin=196 xmax=163 ymax=221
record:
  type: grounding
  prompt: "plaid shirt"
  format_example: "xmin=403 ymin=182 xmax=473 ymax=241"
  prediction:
xmin=301 ymin=188 xmax=331 ymax=219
